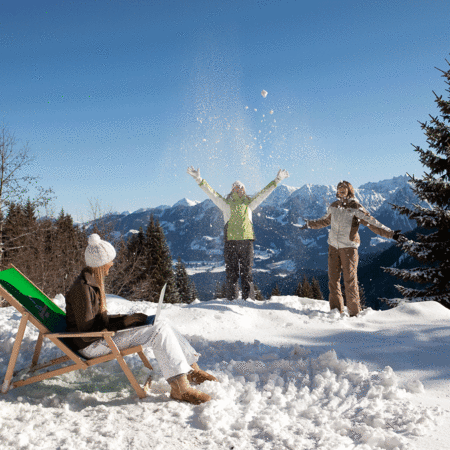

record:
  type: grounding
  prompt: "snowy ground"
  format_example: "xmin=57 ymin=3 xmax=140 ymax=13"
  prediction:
xmin=1 ymin=294 xmax=450 ymax=450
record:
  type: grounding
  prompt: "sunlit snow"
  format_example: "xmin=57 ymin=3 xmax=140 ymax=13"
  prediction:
xmin=1 ymin=295 xmax=449 ymax=450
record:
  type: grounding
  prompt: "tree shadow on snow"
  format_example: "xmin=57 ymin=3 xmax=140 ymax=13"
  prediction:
xmin=286 ymin=325 xmax=450 ymax=385
xmin=186 ymin=298 xmax=305 ymax=317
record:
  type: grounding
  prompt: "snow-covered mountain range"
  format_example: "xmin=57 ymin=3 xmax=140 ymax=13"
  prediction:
xmin=94 ymin=175 xmax=423 ymax=300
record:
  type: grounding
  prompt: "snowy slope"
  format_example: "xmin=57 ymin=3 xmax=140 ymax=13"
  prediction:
xmin=1 ymin=295 xmax=449 ymax=450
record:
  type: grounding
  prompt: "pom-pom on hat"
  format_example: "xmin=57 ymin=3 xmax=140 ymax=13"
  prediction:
xmin=85 ymin=234 xmax=116 ymax=268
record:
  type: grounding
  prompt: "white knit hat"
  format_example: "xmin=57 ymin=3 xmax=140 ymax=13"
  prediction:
xmin=85 ymin=234 xmax=116 ymax=268
xmin=232 ymin=180 xmax=246 ymax=190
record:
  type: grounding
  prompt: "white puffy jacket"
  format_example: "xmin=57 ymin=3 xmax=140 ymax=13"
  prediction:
xmin=306 ymin=198 xmax=394 ymax=249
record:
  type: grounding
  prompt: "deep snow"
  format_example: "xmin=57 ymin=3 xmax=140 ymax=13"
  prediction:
xmin=1 ymin=293 xmax=449 ymax=450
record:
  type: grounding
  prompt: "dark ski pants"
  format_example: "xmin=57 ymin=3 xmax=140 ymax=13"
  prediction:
xmin=328 ymin=245 xmax=361 ymax=317
xmin=224 ymin=240 xmax=255 ymax=300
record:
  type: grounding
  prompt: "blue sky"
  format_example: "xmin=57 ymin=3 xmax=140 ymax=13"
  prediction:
xmin=2 ymin=0 xmax=450 ymax=221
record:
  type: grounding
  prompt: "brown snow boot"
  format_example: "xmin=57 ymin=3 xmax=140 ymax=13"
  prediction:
xmin=187 ymin=363 xmax=218 ymax=385
xmin=169 ymin=374 xmax=211 ymax=405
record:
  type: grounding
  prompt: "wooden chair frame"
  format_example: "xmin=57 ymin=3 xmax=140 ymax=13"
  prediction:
xmin=1 ymin=265 xmax=153 ymax=399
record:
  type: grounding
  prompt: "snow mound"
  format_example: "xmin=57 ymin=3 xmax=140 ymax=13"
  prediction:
xmin=187 ymin=339 xmax=442 ymax=450
xmin=371 ymin=301 xmax=450 ymax=324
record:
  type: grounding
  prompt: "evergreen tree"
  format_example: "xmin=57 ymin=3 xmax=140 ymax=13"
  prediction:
xmin=301 ymin=275 xmax=313 ymax=298
xmin=174 ymin=257 xmax=194 ymax=304
xmin=271 ymin=284 xmax=281 ymax=297
xmin=189 ymin=279 xmax=198 ymax=302
xmin=142 ymin=215 xmax=180 ymax=303
xmin=382 ymin=61 xmax=450 ymax=308
xmin=294 ymin=280 xmax=303 ymax=297
xmin=213 ymin=281 xmax=223 ymax=299
xmin=359 ymin=281 xmax=367 ymax=310
xmin=254 ymin=283 xmax=265 ymax=301
xmin=221 ymin=282 xmax=227 ymax=299
xmin=213 ymin=281 xmax=228 ymax=300
xmin=54 ymin=209 xmax=86 ymax=294
xmin=107 ymin=233 xmax=144 ymax=299
xmin=311 ymin=277 xmax=324 ymax=300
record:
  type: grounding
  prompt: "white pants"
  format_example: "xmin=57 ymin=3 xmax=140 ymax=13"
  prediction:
xmin=79 ymin=319 xmax=199 ymax=380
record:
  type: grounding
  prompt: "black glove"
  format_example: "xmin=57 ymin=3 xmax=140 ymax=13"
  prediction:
xmin=123 ymin=313 xmax=148 ymax=328
xmin=393 ymin=230 xmax=405 ymax=241
xmin=298 ymin=219 xmax=309 ymax=230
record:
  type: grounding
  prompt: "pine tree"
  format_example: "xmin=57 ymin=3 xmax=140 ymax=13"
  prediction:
xmin=254 ymin=283 xmax=265 ymax=301
xmin=189 ymin=279 xmax=198 ymax=302
xmin=107 ymin=232 xmax=145 ymax=299
xmin=294 ymin=280 xmax=303 ymax=297
xmin=213 ymin=281 xmax=224 ymax=299
xmin=271 ymin=284 xmax=281 ymax=297
xmin=54 ymin=209 xmax=86 ymax=294
xmin=174 ymin=257 xmax=194 ymax=304
xmin=311 ymin=277 xmax=324 ymax=300
xmin=301 ymin=275 xmax=313 ymax=298
xmin=382 ymin=61 xmax=450 ymax=308
xmin=359 ymin=282 xmax=367 ymax=310
xmin=142 ymin=215 xmax=180 ymax=303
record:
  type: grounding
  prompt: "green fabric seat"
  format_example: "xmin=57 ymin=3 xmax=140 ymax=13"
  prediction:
xmin=0 ymin=267 xmax=67 ymax=333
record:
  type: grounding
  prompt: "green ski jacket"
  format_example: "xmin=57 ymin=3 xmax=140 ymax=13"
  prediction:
xmin=198 ymin=179 xmax=278 ymax=240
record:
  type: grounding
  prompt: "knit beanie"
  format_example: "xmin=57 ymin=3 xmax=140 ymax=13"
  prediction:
xmin=85 ymin=234 xmax=116 ymax=268
xmin=232 ymin=180 xmax=246 ymax=191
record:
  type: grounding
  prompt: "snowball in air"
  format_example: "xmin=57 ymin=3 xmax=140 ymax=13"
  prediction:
xmin=261 ymin=90 xmax=268 ymax=98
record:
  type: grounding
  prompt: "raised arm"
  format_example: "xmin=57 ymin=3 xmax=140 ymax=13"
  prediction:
xmin=187 ymin=166 xmax=229 ymax=212
xmin=304 ymin=209 xmax=332 ymax=229
xmin=249 ymin=169 xmax=290 ymax=210
xmin=354 ymin=206 xmax=394 ymax=239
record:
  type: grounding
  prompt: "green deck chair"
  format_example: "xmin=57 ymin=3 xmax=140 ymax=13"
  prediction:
xmin=0 ymin=265 xmax=153 ymax=398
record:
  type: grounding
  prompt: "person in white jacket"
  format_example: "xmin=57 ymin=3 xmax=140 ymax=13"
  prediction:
xmin=301 ymin=181 xmax=403 ymax=316
xmin=188 ymin=167 xmax=289 ymax=300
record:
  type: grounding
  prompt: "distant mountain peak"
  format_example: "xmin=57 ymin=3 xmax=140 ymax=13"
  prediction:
xmin=173 ymin=198 xmax=200 ymax=208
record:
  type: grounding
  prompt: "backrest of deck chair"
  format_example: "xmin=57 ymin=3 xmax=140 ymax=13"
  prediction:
xmin=0 ymin=267 xmax=67 ymax=333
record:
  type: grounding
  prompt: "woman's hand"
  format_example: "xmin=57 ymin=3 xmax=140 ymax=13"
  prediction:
xmin=123 ymin=313 xmax=148 ymax=327
xmin=275 ymin=169 xmax=289 ymax=183
xmin=187 ymin=166 xmax=202 ymax=183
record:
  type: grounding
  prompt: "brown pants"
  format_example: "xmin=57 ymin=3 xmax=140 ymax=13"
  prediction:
xmin=328 ymin=246 xmax=361 ymax=316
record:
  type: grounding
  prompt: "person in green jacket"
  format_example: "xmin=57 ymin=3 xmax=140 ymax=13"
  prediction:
xmin=188 ymin=167 xmax=289 ymax=300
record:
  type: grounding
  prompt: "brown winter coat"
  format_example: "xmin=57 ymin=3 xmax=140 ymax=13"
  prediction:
xmin=65 ymin=268 xmax=135 ymax=351
xmin=306 ymin=198 xmax=394 ymax=249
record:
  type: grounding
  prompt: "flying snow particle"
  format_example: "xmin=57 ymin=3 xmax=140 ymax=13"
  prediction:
xmin=261 ymin=90 xmax=268 ymax=98
xmin=245 ymin=106 xmax=249 ymax=109
xmin=254 ymin=108 xmax=257 ymax=112
xmin=269 ymin=110 xmax=274 ymax=114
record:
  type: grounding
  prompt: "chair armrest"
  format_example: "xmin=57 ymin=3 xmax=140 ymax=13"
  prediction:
xmin=45 ymin=331 xmax=116 ymax=338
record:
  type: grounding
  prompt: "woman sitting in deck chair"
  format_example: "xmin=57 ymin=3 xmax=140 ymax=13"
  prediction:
xmin=65 ymin=233 xmax=216 ymax=404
